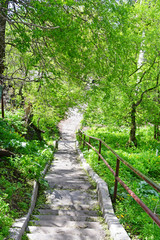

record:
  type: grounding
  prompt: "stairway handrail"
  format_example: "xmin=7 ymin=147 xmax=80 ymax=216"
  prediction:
xmin=77 ymin=130 xmax=160 ymax=228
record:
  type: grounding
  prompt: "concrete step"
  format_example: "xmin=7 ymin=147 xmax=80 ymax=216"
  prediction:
xmin=32 ymin=214 xmax=98 ymax=224
xmin=25 ymin=111 xmax=112 ymax=240
xmin=28 ymin=220 xmax=104 ymax=231
xmin=54 ymin=150 xmax=77 ymax=155
xmin=39 ymin=204 xmax=98 ymax=211
xmin=45 ymin=174 xmax=89 ymax=181
xmin=30 ymin=218 xmax=101 ymax=228
xmin=48 ymin=169 xmax=87 ymax=177
xmin=49 ymin=164 xmax=82 ymax=171
xmin=45 ymin=176 xmax=90 ymax=184
xmin=27 ymin=227 xmax=107 ymax=240
xmin=45 ymin=189 xmax=97 ymax=206
xmin=37 ymin=209 xmax=98 ymax=217
xmin=47 ymin=181 xmax=92 ymax=190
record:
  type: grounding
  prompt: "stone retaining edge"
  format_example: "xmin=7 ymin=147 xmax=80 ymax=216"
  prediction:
xmin=76 ymin=141 xmax=131 ymax=240
xmin=8 ymin=140 xmax=58 ymax=240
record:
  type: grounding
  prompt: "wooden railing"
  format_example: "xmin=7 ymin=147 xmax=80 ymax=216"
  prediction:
xmin=77 ymin=130 xmax=160 ymax=228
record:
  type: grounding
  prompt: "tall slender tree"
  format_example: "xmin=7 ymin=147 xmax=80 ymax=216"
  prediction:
xmin=0 ymin=0 xmax=8 ymax=84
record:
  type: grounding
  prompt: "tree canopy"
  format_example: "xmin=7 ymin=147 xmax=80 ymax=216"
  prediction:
xmin=0 ymin=0 xmax=159 ymax=142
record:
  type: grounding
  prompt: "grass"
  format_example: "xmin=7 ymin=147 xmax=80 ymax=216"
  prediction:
xmin=78 ymin=125 xmax=160 ymax=240
xmin=0 ymin=109 xmax=55 ymax=239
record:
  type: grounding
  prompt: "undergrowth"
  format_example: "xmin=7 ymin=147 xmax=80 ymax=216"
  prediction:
xmin=0 ymin=109 xmax=55 ymax=239
xmin=78 ymin=125 xmax=160 ymax=240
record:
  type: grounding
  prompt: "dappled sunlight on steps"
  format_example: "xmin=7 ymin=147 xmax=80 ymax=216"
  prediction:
xmin=27 ymin=109 xmax=111 ymax=240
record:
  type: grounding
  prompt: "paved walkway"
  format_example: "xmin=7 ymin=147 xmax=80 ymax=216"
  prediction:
xmin=27 ymin=109 xmax=111 ymax=240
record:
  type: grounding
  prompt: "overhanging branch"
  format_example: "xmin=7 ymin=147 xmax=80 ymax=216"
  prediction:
xmin=135 ymin=71 xmax=160 ymax=107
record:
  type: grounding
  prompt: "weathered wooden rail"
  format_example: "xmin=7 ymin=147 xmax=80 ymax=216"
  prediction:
xmin=77 ymin=130 xmax=160 ymax=228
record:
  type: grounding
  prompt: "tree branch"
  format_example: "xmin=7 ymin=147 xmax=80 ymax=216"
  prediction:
xmin=135 ymin=71 xmax=160 ymax=107
xmin=129 ymin=64 xmax=145 ymax=78
xmin=0 ymin=11 xmax=60 ymax=30
xmin=0 ymin=148 xmax=15 ymax=158
xmin=134 ymin=56 xmax=157 ymax=87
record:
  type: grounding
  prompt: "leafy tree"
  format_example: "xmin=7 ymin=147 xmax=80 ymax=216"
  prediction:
xmin=83 ymin=0 xmax=160 ymax=146
xmin=1 ymin=0 xmax=160 ymax=145
xmin=0 ymin=0 xmax=93 ymax=124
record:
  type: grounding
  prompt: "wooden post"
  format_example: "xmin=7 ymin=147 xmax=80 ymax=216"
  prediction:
xmin=88 ymin=137 xmax=91 ymax=150
xmin=113 ymin=158 xmax=120 ymax=203
xmin=83 ymin=135 xmax=85 ymax=148
xmin=98 ymin=140 xmax=101 ymax=162
xmin=1 ymin=91 xmax=4 ymax=118
xmin=0 ymin=86 xmax=4 ymax=118
xmin=80 ymin=131 xmax=83 ymax=144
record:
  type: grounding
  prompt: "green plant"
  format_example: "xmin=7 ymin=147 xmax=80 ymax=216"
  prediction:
xmin=0 ymin=197 xmax=13 ymax=239
xmin=0 ymin=109 xmax=55 ymax=239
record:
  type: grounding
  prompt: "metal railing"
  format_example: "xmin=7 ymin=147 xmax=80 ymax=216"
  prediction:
xmin=77 ymin=130 xmax=160 ymax=228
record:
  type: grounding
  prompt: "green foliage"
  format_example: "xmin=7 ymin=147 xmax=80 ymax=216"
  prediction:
xmin=80 ymin=0 xmax=160 ymax=146
xmin=0 ymin=197 xmax=13 ymax=239
xmin=0 ymin=110 xmax=55 ymax=239
xmin=0 ymin=110 xmax=54 ymax=179
xmin=11 ymin=145 xmax=53 ymax=179
xmin=22 ymin=79 xmax=84 ymax=140
xmin=79 ymin=125 xmax=160 ymax=239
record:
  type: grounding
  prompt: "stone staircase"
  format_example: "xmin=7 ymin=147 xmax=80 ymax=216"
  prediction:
xmin=26 ymin=110 xmax=111 ymax=240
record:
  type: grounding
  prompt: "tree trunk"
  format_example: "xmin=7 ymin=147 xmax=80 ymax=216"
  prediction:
xmin=0 ymin=148 xmax=15 ymax=158
xmin=154 ymin=121 xmax=160 ymax=141
xmin=25 ymin=114 xmax=44 ymax=141
xmin=18 ymin=83 xmax=25 ymax=107
xmin=158 ymin=126 xmax=160 ymax=141
xmin=154 ymin=89 xmax=160 ymax=140
xmin=129 ymin=103 xmax=137 ymax=147
xmin=154 ymin=124 xmax=157 ymax=139
xmin=157 ymin=90 xmax=160 ymax=140
xmin=0 ymin=0 xmax=8 ymax=116
xmin=0 ymin=1 xmax=8 ymax=80
xmin=0 ymin=1 xmax=9 ymax=117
